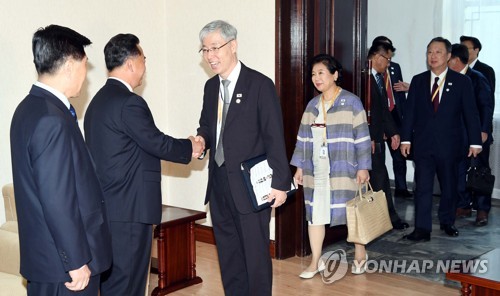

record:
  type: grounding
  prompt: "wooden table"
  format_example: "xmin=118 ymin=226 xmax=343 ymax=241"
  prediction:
xmin=151 ymin=206 xmax=206 ymax=296
xmin=446 ymin=248 xmax=500 ymax=296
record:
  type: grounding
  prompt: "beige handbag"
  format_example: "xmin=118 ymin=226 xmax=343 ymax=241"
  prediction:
xmin=346 ymin=182 xmax=393 ymax=245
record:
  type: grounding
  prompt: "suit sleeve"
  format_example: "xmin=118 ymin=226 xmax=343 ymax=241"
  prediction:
xmin=461 ymin=77 xmax=482 ymax=146
xmin=122 ymin=95 xmax=192 ymax=164
xmin=475 ymin=74 xmax=494 ymax=133
xmin=197 ymin=82 xmax=213 ymax=150
xmin=257 ymin=78 xmax=292 ymax=191
xmin=30 ymin=116 xmax=91 ymax=272
xmin=401 ymin=76 xmax=418 ymax=142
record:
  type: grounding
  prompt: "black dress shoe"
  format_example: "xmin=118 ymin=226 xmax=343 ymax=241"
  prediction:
xmin=392 ymin=220 xmax=410 ymax=230
xmin=394 ymin=189 xmax=413 ymax=198
xmin=475 ymin=211 xmax=488 ymax=227
xmin=440 ymin=224 xmax=459 ymax=236
xmin=403 ymin=229 xmax=430 ymax=242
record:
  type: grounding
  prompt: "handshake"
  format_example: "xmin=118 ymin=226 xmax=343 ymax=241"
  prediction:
xmin=189 ymin=135 xmax=206 ymax=159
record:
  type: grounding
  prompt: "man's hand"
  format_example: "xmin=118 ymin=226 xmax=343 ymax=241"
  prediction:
xmin=393 ymin=80 xmax=410 ymax=92
xmin=65 ymin=264 xmax=91 ymax=291
xmin=268 ymin=188 xmax=287 ymax=208
xmin=293 ymin=168 xmax=303 ymax=186
xmin=371 ymin=140 xmax=376 ymax=154
xmin=400 ymin=143 xmax=411 ymax=158
xmin=468 ymin=147 xmax=482 ymax=158
xmin=391 ymin=134 xmax=400 ymax=150
xmin=481 ymin=132 xmax=488 ymax=143
xmin=189 ymin=135 xmax=205 ymax=158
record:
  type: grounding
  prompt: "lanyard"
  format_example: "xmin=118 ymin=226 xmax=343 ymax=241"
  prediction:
xmin=320 ymin=87 xmax=341 ymax=145
xmin=431 ymin=75 xmax=446 ymax=102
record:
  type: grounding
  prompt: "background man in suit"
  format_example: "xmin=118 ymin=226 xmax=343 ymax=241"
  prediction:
xmin=366 ymin=41 xmax=408 ymax=230
xmin=10 ymin=24 xmax=112 ymax=295
xmin=448 ymin=43 xmax=494 ymax=226
xmin=372 ymin=36 xmax=412 ymax=198
xmin=400 ymin=37 xmax=482 ymax=242
xmin=194 ymin=20 xmax=291 ymax=295
xmin=84 ymin=34 xmax=200 ymax=296
xmin=460 ymin=35 xmax=496 ymax=93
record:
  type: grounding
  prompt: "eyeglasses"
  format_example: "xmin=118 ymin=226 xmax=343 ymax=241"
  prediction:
xmin=378 ymin=53 xmax=391 ymax=62
xmin=199 ymin=39 xmax=234 ymax=56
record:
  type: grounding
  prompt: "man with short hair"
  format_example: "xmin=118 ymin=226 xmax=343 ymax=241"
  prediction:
xmin=448 ymin=43 xmax=494 ymax=226
xmin=460 ymin=35 xmax=496 ymax=93
xmin=194 ymin=20 xmax=291 ymax=295
xmin=366 ymin=41 xmax=408 ymax=230
xmin=401 ymin=37 xmax=482 ymax=242
xmin=84 ymin=33 xmax=200 ymax=295
xmin=10 ymin=24 xmax=112 ymax=295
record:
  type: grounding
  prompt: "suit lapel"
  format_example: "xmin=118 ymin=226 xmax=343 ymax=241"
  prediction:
xmin=225 ymin=64 xmax=248 ymax=127
xmin=30 ymin=85 xmax=74 ymax=122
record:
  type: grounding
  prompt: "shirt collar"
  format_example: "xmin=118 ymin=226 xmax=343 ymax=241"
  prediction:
xmin=460 ymin=64 xmax=468 ymax=74
xmin=469 ymin=58 xmax=478 ymax=68
xmin=34 ymin=81 xmax=70 ymax=109
xmin=220 ymin=61 xmax=241 ymax=86
xmin=431 ymin=68 xmax=448 ymax=82
xmin=109 ymin=77 xmax=133 ymax=92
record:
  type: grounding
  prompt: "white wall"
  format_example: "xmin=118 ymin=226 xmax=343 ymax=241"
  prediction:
xmin=0 ymin=1 xmax=276 ymax=235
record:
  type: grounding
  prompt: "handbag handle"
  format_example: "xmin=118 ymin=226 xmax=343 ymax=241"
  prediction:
xmin=357 ymin=181 xmax=374 ymax=202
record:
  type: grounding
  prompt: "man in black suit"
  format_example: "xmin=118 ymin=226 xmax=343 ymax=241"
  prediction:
xmin=401 ymin=37 xmax=482 ymax=242
xmin=194 ymin=20 xmax=291 ymax=295
xmin=448 ymin=43 xmax=494 ymax=226
xmin=84 ymin=34 xmax=199 ymax=296
xmin=366 ymin=41 xmax=408 ymax=230
xmin=10 ymin=24 xmax=112 ymax=295
xmin=460 ymin=35 xmax=496 ymax=93
xmin=372 ymin=36 xmax=412 ymax=198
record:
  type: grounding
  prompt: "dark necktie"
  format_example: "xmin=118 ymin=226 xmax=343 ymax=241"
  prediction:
xmin=69 ymin=104 xmax=77 ymax=122
xmin=431 ymin=77 xmax=439 ymax=112
xmin=375 ymin=73 xmax=386 ymax=97
xmin=214 ymin=79 xmax=231 ymax=166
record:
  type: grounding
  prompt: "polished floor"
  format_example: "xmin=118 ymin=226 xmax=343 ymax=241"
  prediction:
xmin=324 ymin=191 xmax=500 ymax=285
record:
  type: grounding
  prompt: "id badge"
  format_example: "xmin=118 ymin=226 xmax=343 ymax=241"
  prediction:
xmin=319 ymin=145 xmax=328 ymax=159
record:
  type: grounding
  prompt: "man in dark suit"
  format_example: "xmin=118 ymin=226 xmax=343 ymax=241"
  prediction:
xmin=372 ymin=36 xmax=412 ymax=198
xmin=84 ymin=34 xmax=199 ymax=296
xmin=400 ymin=37 xmax=482 ymax=242
xmin=460 ymin=35 xmax=496 ymax=93
xmin=10 ymin=24 xmax=112 ymax=295
xmin=194 ymin=20 xmax=291 ymax=296
xmin=448 ymin=43 xmax=494 ymax=226
xmin=366 ymin=41 xmax=408 ymax=230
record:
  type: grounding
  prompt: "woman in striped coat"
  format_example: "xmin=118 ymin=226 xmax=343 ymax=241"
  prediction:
xmin=291 ymin=54 xmax=372 ymax=278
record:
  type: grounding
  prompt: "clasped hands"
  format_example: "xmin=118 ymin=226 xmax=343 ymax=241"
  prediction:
xmin=189 ymin=135 xmax=205 ymax=158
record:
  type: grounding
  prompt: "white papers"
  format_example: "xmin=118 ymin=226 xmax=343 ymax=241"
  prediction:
xmin=249 ymin=159 xmax=274 ymax=206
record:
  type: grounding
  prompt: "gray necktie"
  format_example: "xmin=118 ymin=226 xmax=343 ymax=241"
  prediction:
xmin=214 ymin=79 xmax=231 ymax=166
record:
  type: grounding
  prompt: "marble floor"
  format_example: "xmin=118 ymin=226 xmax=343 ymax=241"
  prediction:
xmin=323 ymin=191 xmax=500 ymax=286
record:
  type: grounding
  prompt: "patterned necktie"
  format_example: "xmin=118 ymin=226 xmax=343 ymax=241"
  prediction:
xmin=69 ymin=104 xmax=77 ymax=122
xmin=214 ymin=79 xmax=231 ymax=166
xmin=384 ymin=72 xmax=395 ymax=112
xmin=375 ymin=73 xmax=385 ymax=97
xmin=431 ymin=77 xmax=440 ymax=112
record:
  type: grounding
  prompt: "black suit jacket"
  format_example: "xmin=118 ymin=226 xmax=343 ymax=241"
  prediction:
xmin=473 ymin=60 xmax=496 ymax=93
xmin=466 ymin=68 xmax=494 ymax=144
xmin=10 ymin=85 xmax=112 ymax=282
xmin=368 ymin=74 xmax=398 ymax=144
xmin=401 ymin=69 xmax=482 ymax=160
xmin=84 ymin=79 xmax=192 ymax=225
xmin=197 ymin=63 xmax=291 ymax=214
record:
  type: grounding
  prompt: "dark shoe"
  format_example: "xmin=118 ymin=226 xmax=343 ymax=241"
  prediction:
xmin=394 ymin=189 xmax=413 ymax=198
xmin=440 ymin=224 xmax=459 ymax=237
xmin=475 ymin=211 xmax=488 ymax=227
xmin=403 ymin=229 xmax=430 ymax=242
xmin=392 ymin=220 xmax=410 ymax=230
xmin=456 ymin=208 xmax=472 ymax=218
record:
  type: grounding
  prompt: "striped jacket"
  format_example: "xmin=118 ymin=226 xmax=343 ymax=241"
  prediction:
xmin=290 ymin=90 xmax=372 ymax=226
